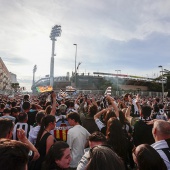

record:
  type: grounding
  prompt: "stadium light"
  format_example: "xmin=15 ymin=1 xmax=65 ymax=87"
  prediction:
xmin=49 ymin=25 xmax=62 ymax=88
xmin=158 ymin=65 xmax=164 ymax=101
xmin=73 ymin=44 xmax=77 ymax=88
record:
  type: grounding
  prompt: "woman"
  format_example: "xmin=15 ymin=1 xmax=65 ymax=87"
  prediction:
xmin=106 ymin=117 xmax=129 ymax=169
xmin=28 ymin=115 xmax=56 ymax=170
xmin=86 ymin=145 xmax=125 ymax=170
xmin=132 ymin=144 xmax=167 ymax=170
xmin=42 ymin=141 xmax=71 ymax=170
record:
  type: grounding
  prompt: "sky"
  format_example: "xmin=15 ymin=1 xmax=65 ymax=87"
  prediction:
xmin=0 ymin=0 xmax=170 ymax=91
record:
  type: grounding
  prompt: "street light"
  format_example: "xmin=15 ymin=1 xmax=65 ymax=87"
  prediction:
xmin=49 ymin=25 xmax=62 ymax=88
xmin=115 ymin=70 xmax=121 ymax=95
xmin=73 ymin=44 xmax=77 ymax=88
xmin=158 ymin=65 xmax=164 ymax=101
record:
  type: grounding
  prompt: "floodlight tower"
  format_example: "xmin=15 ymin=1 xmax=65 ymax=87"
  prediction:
xmin=158 ymin=65 xmax=164 ymax=100
xmin=73 ymin=44 xmax=77 ymax=88
xmin=32 ymin=65 xmax=37 ymax=86
xmin=50 ymin=25 xmax=62 ymax=88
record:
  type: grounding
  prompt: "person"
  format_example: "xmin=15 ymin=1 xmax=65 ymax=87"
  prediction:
xmin=42 ymin=141 xmax=71 ymax=170
xmin=67 ymin=112 xmax=90 ymax=170
xmin=132 ymin=144 xmax=167 ymax=170
xmin=11 ymin=107 xmax=19 ymax=123
xmin=28 ymin=110 xmax=45 ymax=145
xmin=28 ymin=115 xmax=56 ymax=170
xmin=0 ymin=107 xmax=16 ymax=122
xmin=77 ymin=131 xmax=107 ymax=170
xmin=80 ymin=103 xmax=99 ymax=134
xmin=125 ymin=95 xmax=154 ymax=146
xmin=13 ymin=112 xmax=32 ymax=140
xmin=151 ymin=120 xmax=170 ymax=169
xmin=94 ymin=95 xmax=119 ymax=135
xmin=85 ymin=145 xmax=125 ymax=170
xmin=0 ymin=118 xmax=40 ymax=161
xmin=106 ymin=117 xmax=129 ymax=169
xmin=0 ymin=138 xmax=30 ymax=170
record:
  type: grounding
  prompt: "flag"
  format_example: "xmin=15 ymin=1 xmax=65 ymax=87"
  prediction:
xmin=36 ymin=86 xmax=53 ymax=93
xmin=104 ymin=86 xmax=112 ymax=96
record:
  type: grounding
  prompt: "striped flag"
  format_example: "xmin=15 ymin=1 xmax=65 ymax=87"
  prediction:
xmin=104 ymin=86 xmax=112 ymax=96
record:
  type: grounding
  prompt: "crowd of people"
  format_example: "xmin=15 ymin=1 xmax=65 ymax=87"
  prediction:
xmin=0 ymin=91 xmax=170 ymax=170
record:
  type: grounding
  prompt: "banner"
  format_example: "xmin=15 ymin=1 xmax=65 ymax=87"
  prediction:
xmin=36 ymin=86 xmax=53 ymax=93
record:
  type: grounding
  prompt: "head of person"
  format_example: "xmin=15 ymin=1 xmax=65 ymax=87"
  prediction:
xmin=0 ymin=119 xmax=14 ymax=139
xmin=11 ymin=107 xmax=19 ymax=118
xmin=103 ymin=110 xmax=116 ymax=124
xmin=132 ymin=144 xmax=167 ymax=170
xmin=0 ymin=138 xmax=29 ymax=170
xmin=88 ymin=131 xmax=107 ymax=148
xmin=22 ymin=101 xmax=31 ymax=111
xmin=42 ymin=141 xmax=71 ymax=170
xmin=67 ymin=112 xmax=81 ymax=126
xmin=35 ymin=110 xmax=45 ymax=125
xmin=45 ymin=105 xmax=52 ymax=115
xmin=18 ymin=112 xmax=28 ymax=123
xmin=140 ymin=105 xmax=152 ymax=119
xmin=3 ymin=108 xmax=11 ymax=115
xmin=88 ymin=104 xmax=98 ymax=117
xmin=23 ymin=94 xmax=30 ymax=101
xmin=86 ymin=145 xmax=125 ymax=170
xmin=0 ymin=102 xmax=5 ymax=110
xmin=152 ymin=120 xmax=170 ymax=141
xmin=68 ymin=100 xmax=74 ymax=108
xmin=35 ymin=115 xmax=56 ymax=147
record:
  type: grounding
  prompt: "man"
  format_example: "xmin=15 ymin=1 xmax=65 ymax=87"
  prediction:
xmin=77 ymin=131 xmax=107 ymax=170
xmin=0 ymin=118 xmax=39 ymax=161
xmin=151 ymin=120 xmax=170 ymax=169
xmin=13 ymin=112 xmax=32 ymax=140
xmin=67 ymin=112 xmax=90 ymax=170
xmin=125 ymin=95 xmax=154 ymax=146
xmin=0 ymin=138 xmax=30 ymax=170
xmin=0 ymin=107 xmax=16 ymax=123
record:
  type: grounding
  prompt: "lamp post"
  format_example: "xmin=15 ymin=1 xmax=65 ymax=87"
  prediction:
xmin=115 ymin=70 xmax=121 ymax=95
xmin=49 ymin=25 xmax=62 ymax=88
xmin=158 ymin=65 xmax=164 ymax=101
xmin=73 ymin=44 xmax=77 ymax=88
xmin=32 ymin=65 xmax=37 ymax=86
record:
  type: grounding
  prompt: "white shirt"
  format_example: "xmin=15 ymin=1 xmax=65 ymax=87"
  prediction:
xmin=67 ymin=125 xmax=90 ymax=168
xmin=151 ymin=140 xmax=170 ymax=170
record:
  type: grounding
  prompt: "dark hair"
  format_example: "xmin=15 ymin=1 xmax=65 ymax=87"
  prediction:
xmin=35 ymin=115 xmax=55 ymax=147
xmin=106 ymin=117 xmax=127 ymax=161
xmin=89 ymin=131 xmax=106 ymax=143
xmin=42 ymin=141 xmax=69 ymax=170
xmin=86 ymin=145 xmax=125 ymax=170
xmin=104 ymin=110 xmax=116 ymax=124
xmin=141 ymin=105 xmax=152 ymax=118
xmin=0 ymin=103 xmax=5 ymax=109
xmin=11 ymin=107 xmax=18 ymax=114
xmin=45 ymin=105 xmax=52 ymax=115
xmin=158 ymin=103 xmax=164 ymax=109
xmin=134 ymin=144 xmax=167 ymax=170
xmin=11 ymin=101 xmax=17 ymax=107
xmin=22 ymin=101 xmax=31 ymax=110
xmin=89 ymin=105 xmax=98 ymax=117
xmin=67 ymin=112 xmax=80 ymax=123
xmin=23 ymin=94 xmax=30 ymax=101
xmin=3 ymin=108 xmax=11 ymax=114
xmin=0 ymin=119 xmax=14 ymax=138
xmin=69 ymin=100 xmax=74 ymax=108
xmin=0 ymin=139 xmax=29 ymax=170
xmin=153 ymin=105 xmax=159 ymax=112
xmin=18 ymin=112 xmax=28 ymax=122
xmin=36 ymin=111 xmax=45 ymax=124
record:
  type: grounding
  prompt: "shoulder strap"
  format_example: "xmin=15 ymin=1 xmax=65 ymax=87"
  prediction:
xmin=161 ymin=148 xmax=170 ymax=162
